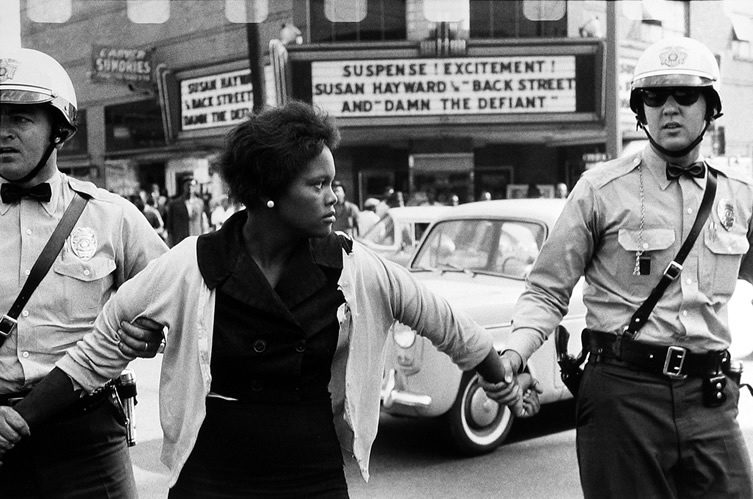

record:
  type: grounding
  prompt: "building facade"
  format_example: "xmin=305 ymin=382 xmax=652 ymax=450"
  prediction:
xmin=16 ymin=0 xmax=753 ymax=204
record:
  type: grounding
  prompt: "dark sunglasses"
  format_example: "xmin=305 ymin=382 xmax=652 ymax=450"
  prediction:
xmin=639 ymin=87 xmax=702 ymax=107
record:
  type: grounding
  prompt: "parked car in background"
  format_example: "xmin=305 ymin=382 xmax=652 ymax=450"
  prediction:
xmin=380 ymin=198 xmax=753 ymax=456
xmin=358 ymin=206 xmax=449 ymax=266
xmin=380 ymin=199 xmax=586 ymax=455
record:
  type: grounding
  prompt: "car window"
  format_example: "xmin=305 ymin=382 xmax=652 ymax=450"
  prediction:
xmin=412 ymin=218 xmax=545 ymax=279
xmin=362 ymin=214 xmax=395 ymax=245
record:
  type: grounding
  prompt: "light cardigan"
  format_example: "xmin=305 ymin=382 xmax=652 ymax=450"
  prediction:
xmin=57 ymin=236 xmax=493 ymax=486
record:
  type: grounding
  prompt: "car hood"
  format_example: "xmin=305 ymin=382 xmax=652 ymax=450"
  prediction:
xmin=410 ymin=271 xmax=523 ymax=326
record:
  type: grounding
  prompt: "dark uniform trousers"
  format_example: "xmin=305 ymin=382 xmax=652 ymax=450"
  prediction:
xmin=576 ymin=361 xmax=753 ymax=499
xmin=0 ymin=397 xmax=136 ymax=498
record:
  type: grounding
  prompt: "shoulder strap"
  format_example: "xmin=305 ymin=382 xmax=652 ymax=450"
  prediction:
xmin=0 ymin=192 xmax=90 ymax=341
xmin=624 ymin=167 xmax=717 ymax=337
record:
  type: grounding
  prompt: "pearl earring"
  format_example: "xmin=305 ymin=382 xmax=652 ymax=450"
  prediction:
xmin=266 ymin=200 xmax=275 ymax=208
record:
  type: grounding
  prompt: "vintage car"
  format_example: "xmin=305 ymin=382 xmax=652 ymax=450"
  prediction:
xmin=380 ymin=198 xmax=753 ymax=456
xmin=380 ymin=198 xmax=587 ymax=455
xmin=358 ymin=205 xmax=450 ymax=266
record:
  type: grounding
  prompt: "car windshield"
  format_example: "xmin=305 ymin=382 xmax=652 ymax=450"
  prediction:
xmin=361 ymin=214 xmax=395 ymax=245
xmin=411 ymin=218 xmax=545 ymax=279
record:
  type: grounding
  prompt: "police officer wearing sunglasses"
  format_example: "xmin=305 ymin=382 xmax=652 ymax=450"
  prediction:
xmin=483 ymin=37 xmax=753 ymax=497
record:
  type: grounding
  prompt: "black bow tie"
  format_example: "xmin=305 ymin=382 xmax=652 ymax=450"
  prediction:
xmin=666 ymin=161 xmax=705 ymax=180
xmin=1 ymin=183 xmax=52 ymax=204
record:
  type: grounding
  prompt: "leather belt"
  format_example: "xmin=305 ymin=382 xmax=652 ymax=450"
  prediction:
xmin=0 ymin=385 xmax=111 ymax=413
xmin=586 ymin=329 xmax=730 ymax=379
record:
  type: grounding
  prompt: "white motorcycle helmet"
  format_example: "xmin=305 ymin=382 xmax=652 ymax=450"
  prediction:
xmin=628 ymin=37 xmax=722 ymax=158
xmin=0 ymin=47 xmax=78 ymax=141
xmin=629 ymin=36 xmax=722 ymax=125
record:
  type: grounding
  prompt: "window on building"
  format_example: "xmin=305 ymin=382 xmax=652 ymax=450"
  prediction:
xmin=469 ymin=0 xmax=567 ymax=39
xmin=731 ymin=13 xmax=753 ymax=60
xmin=225 ymin=0 xmax=269 ymax=23
xmin=623 ymin=0 xmax=688 ymax=42
xmin=309 ymin=0 xmax=406 ymax=42
xmin=27 ymin=0 xmax=71 ymax=23
xmin=58 ymin=109 xmax=87 ymax=157
xmin=106 ymin=100 xmax=166 ymax=151
xmin=126 ymin=0 xmax=170 ymax=24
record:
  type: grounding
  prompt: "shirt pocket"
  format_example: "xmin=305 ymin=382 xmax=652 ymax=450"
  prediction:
xmin=53 ymin=255 xmax=116 ymax=319
xmin=702 ymin=229 xmax=749 ymax=296
xmin=617 ymin=228 xmax=675 ymax=288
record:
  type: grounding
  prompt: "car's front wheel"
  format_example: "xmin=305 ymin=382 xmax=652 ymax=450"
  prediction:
xmin=443 ymin=371 xmax=514 ymax=455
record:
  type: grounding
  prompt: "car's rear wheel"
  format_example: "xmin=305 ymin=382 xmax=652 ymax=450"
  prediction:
xmin=443 ymin=371 xmax=514 ymax=455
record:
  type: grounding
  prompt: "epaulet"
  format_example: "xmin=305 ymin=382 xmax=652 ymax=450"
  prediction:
xmin=335 ymin=231 xmax=353 ymax=255
xmin=66 ymin=175 xmax=99 ymax=199
xmin=582 ymin=153 xmax=641 ymax=189
xmin=706 ymin=158 xmax=753 ymax=185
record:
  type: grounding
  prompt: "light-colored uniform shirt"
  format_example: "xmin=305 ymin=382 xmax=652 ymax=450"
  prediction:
xmin=56 ymin=237 xmax=493 ymax=486
xmin=507 ymin=146 xmax=753 ymax=361
xmin=0 ymin=172 xmax=167 ymax=394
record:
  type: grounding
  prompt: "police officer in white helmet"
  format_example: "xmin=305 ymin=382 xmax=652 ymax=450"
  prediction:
xmin=482 ymin=36 xmax=753 ymax=497
xmin=0 ymin=47 xmax=168 ymax=496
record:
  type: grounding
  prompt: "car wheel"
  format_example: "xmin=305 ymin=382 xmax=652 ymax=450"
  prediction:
xmin=443 ymin=371 xmax=514 ymax=455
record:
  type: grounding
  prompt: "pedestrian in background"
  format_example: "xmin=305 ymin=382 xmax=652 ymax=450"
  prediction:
xmin=165 ymin=177 xmax=208 ymax=247
xmin=0 ymin=46 xmax=166 ymax=497
xmin=332 ymin=180 xmax=360 ymax=237
xmin=483 ymin=36 xmax=753 ymax=498
xmin=3 ymin=101 xmax=540 ymax=498
xmin=358 ymin=197 xmax=380 ymax=235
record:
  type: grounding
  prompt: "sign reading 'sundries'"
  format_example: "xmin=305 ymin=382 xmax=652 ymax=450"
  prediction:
xmin=311 ymin=56 xmax=576 ymax=117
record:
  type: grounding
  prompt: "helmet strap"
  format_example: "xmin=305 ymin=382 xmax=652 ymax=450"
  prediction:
xmin=0 ymin=134 xmax=59 ymax=184
xmin=638 ymin=120 xmax=709 ymax=159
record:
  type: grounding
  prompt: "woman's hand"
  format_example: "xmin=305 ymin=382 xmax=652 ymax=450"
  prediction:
xmin=117 ymin=317 xmax=165 ymax=359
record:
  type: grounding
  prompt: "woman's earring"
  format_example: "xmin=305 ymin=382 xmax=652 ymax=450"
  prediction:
xmin=266 ymin=199 xmax=275 ymax=208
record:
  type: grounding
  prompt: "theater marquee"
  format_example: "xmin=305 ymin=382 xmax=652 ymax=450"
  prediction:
xmin=311 ymin=56 xmax=577 ymax=117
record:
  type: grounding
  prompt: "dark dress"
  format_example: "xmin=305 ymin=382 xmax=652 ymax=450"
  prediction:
xmin=169 ymin=211 xmax=348 ymax=498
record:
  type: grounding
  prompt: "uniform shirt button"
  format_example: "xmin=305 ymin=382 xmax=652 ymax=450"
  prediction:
xmin=682 ymin=310 xmax=688 ymax=317
xmin=22 ymin=351 xmax=29 ymax=358
xmin=25 ymin=229 xmax=32 ymax=235
xmin=687 ymin=208 xmax=693 ymax=214
xmin=24 ymin=269 xmax=31 ymax=276
xmin=642 ymin=243 xmax=648 ymax=250
xmin=83 ymin=269 xmax=91 ymax=276
xmin=252 ymin=339 xmax=267 ymax=353
xmin=295 ymin=341 xmax=306 ymax=353
xmin=686 ymin=278 xmax=692 ymax=285
xmin=22 ymin=310 xmax=29 ymax=317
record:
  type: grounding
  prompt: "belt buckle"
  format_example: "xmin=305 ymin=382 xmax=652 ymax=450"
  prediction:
xmin=0 ymin=315 xmax=17 ymax=337
xmin=663 ymin=346 xmax=687 ymax=379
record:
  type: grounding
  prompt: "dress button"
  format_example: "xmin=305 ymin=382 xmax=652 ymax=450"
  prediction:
xmin=295 ymin=341 xmax=306 ymax=353
xmin=252 ymin=339 xmax=267 ymax=353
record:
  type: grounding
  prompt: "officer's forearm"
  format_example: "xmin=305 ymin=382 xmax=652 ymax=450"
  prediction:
xmin=14 ymin=367 xmax=80 ymax=429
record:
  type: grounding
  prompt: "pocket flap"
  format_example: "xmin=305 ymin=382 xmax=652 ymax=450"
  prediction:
xmin=704 ymin=230 xmax=750 ymax=255
xmin=53 ymin=256 xmax=116 ymax=282
xmin=618 ymin=228 xmax=675 ymax=252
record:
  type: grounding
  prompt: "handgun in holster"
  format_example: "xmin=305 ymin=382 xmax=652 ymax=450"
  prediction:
xmin=106 ymin=371 xmax=138 ymax=447
xmin=554 ymin=325 xmax=589 ymax=397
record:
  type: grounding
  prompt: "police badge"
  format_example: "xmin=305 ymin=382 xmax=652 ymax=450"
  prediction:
xmin=69 ymin=227 xmax=97 ymax=260
xmin=716 ymin=199 xmax=735 ymax=231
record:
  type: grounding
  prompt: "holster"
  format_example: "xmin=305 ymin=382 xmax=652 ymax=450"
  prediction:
xmin=554 ymin=325 xmax=589 ymax=397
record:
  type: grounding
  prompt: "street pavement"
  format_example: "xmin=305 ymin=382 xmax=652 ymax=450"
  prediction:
xmin=129 ymin=356 xmax=753 ymax=498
